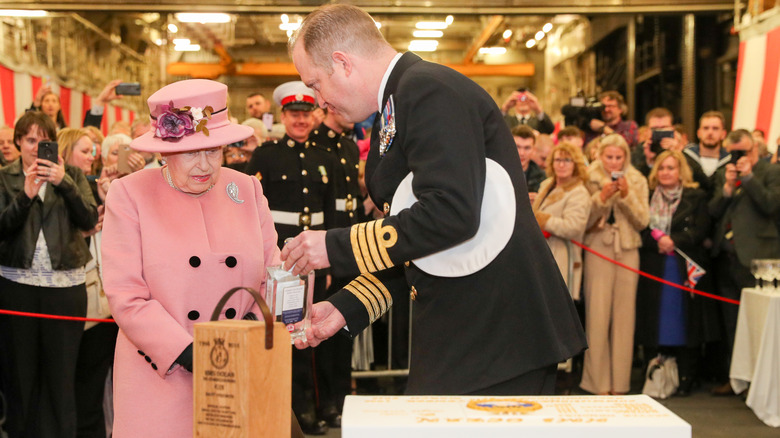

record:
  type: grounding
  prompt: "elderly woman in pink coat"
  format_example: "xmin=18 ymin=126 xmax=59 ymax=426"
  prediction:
xmin=101 ymin=79 xmax=280 ymax=437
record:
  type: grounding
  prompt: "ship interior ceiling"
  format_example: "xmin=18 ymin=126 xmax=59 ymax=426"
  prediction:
xmin=0 ymin=0 xmax=742 ymax=127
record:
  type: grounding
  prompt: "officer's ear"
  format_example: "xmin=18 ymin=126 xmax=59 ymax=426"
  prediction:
xmin=331 ymin=51 xmax=352 ymax=76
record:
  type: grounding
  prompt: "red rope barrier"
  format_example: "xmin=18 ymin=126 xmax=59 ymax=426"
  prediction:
xmin=570 ymin=239 xmax=740 ymax=305
xmin=0 ymin=308 xmax=115 ymax=323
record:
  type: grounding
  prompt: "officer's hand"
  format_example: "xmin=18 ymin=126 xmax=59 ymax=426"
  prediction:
xmin=281 ymin=230 xmax=330 ymax=275
xmin=293 ymin=302 xmax=346 ymax=349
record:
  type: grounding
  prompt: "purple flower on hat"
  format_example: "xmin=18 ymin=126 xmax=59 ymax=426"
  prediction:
xmin=154 ymin=102 xmax=195 ymax=141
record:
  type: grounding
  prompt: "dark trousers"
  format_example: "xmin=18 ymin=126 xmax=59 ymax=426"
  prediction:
xmin=0 ymin=276 xmax=87 ymax=438
xmin=466 ymin=364 xmax=558 ymax=396
xmin=75 ymin=322 xmax=117 ymax=438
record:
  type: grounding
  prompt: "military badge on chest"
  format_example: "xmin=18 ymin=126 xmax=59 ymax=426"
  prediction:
xmin=379 ymin=95 xmax=396 ymax=157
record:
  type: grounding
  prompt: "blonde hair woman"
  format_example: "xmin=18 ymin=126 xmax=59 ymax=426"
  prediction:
xmin=533 ymin=142 xmax=591 ymax=299
xmin=637 ymin=150 xmax=715 ymax=396
xmin=580 ymin=133 xmax=649 ymax=395
xmin=57 ymin=128 xmax=95 ymax=176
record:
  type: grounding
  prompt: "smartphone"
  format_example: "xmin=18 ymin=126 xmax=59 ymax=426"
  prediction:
xmin=650 ymin=130 xmax=674 ymax=154
xmin=115 ymin=82 xmax=141 ymax=96
xmin=611 ymin=171 xmax=624 ymax=181
xmin=37 ymin=140 xmax=58 ymax=163
xmin=729 ymin=149 xmax=746 ymax=165
xmin=117 ymin=144 xmax=134 ymax=174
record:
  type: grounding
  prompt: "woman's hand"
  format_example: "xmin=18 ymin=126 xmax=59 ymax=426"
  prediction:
xmin=23 ymin=162 xmax=45 ymax=199
xmin=617 ymin=176 xmax=629 ymax=198
xmin=33 ymin=84 xmax=52 ymax=108
xmin=658 ymin=235 xmax=675 ymax=254
xmin=97 ymin=165 xmax=120 ymax=201
xmin=600 ymin=180 xmax=619 ymax=203
xmin=36 ymin=156 xmax=65 ymax=186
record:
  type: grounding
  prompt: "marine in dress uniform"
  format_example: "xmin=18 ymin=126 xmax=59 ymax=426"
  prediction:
xmin=287 ymin=6 xmax=587 ymax=396
xmin=307 ymin=112 xmax=363 ymax=425
xmin=243 ymin=81 xmax=336 ymax=435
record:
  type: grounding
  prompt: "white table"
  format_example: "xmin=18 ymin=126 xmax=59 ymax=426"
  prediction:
xmin=730 ymin=287 xmax=780 ymax=427
xmin=342 ymin=395 xmax=690 ymax=437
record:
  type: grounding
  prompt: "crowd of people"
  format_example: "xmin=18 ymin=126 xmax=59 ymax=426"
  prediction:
xmin=1 ymin=23 xmax=779 ymax=436
xmin=510 ymin=90 xmax=780 ymax=397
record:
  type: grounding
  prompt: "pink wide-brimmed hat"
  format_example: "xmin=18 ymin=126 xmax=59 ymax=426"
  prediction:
xmin=130 ymin=79 xmax=253 ymax=153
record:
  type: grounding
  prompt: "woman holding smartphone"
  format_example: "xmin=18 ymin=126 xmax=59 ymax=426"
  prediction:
xmin=580 ymin=133 xmax=649 ymax=395
xmin=0 ymin=111 xmax=98 ymax=437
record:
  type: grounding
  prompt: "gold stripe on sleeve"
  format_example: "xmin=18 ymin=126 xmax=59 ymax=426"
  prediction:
xmin=365 ymin=220 xmax=387 ymax=271
xmin=357 ymin=222 xmax=377 ymax=273
xmin=375 ymin=219 xmax=397 ymax=268
xmin=344 ymin=282 xmax=377 ymax=322
xmin=350 ymin=223 xmax=368 ymax=274
xmin=353 ymin=276 xmax=387 ymax=316
xmin=362 ymin=272 xmax=393 ymax=308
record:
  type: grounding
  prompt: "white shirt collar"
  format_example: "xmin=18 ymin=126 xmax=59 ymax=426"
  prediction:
xmin=377 ymin=53 xmax=403 ymax=112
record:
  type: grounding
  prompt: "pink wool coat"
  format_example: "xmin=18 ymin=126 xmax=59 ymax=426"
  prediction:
xmin=101 ymin=167 xmax=280 ymax=438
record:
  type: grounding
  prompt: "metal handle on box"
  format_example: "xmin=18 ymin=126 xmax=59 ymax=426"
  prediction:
xmin=210 ymin=287 xmax=274 ymax=350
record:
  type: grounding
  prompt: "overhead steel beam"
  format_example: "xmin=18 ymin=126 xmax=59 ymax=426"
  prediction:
xmin=167 ymin=61 xmax=534 ymax=79
xmin=0 ymin=3 xmax=735 ymax=14
xmin=462 ymin=15 xmax=503 ymax=64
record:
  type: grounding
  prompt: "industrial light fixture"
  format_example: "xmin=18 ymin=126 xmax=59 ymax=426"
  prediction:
xmin=0 ymin=9 xmax=47 ymax=17
xmin=415 ymin=21 xmax=448 ymax=30
xmin=413 ymin=30 xmax=443 ymax=38
xmin=174 ymin=44 xmax=201 ymax=52
xmin=167 ymin=23 xmax=178 ymax=33
xmin=408 ymin=40 xmax=439 ymax=52
xmin=479 ymin=47 xmax=507 ymax=55
xmin=543 ymin=22 xmax=553 ymax=33
xmin=175 ymin=13 xmax=231 ymax=24
xmin=445 ymin=15 xmax=454 ymax=25
xmin=502 ymin=29 xmax=513 ymax=39
xmin=172 ymin=38 xmax=191 ymax=45
xmin=279 ymin=23 xmax=301 ymax=31
xmin=535 ymin=31 xmax=545 ymax=41
xmin=375 ymin=21 xmax=382 ymax=29
xmin=526 ymin=39 xmax=536 ymax=48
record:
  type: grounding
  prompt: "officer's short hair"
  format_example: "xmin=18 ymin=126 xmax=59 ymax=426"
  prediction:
xmin=290 ymin=4 xmax=391 ymax=72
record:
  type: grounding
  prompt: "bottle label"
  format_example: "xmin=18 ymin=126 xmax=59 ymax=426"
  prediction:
xmin=281 ymin=284 xmax=305 ymax=324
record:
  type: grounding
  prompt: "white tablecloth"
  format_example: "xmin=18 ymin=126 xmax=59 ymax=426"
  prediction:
xmin=343 ymin=395 xmax=690 ymax=438
xmin=730 ymin=287 xmax=780 ymax=427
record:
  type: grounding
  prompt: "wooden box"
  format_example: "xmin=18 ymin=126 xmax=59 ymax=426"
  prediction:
xmin=194 ymin=320 xmax=291 ymax=437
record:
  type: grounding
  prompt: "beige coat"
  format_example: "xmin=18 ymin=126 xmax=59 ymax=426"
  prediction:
xmin=584 ymin=161 xmax=649 ymax=251
xmin=533 ymin=177 xmax=591 ymax=299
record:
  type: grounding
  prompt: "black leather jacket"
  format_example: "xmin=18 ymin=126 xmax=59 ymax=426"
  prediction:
xmin=0 ymin=159 xmax=98 ymax=269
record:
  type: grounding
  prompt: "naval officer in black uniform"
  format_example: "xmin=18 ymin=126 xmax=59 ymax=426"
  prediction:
xmin=283 ymin=4 xmax=587 ymax=396
xmin=243 ymin=81 xmax=336 ymax=435
xmin=307 ymin=108 xmax=362 ymax=426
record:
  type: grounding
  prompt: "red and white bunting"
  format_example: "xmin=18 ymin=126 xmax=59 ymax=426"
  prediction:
xmin=733 ymin=25 xmax=780 ymax=149
xmin=0 ymin=64 xmax=136 ymax=134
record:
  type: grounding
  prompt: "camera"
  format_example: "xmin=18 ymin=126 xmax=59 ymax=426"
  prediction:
xmin=37 ymin=140 xmax=58 ymax=162
xmin=650 ymin=130 xmax=674 ymax=155
xmin=115 ymin=82 xmax=141 ymax=96
xmin=611 ymin=171 xmax=624 ymax=181
xmin=561 ymin=96 xmax=604 ymax=130
xmin=516 ymin=87 xmax=528 ymax=102
xmin=729 ymin=149 xmax=746 ymax=165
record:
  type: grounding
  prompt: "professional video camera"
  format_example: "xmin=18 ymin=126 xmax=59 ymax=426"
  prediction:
xmin=561 ymin=95 xmax=604 ymax=130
